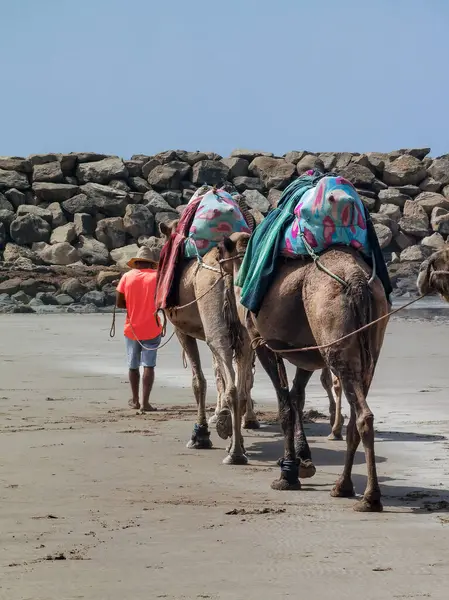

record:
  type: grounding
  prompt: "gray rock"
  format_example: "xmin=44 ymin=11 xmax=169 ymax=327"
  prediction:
xmin=351 ymin=154 xmax=371 ymax=169
xmin=0 ymin=156 xmax=32 ymax=173
xmin=32 ymin=161 xmax=64 ymax=183
xmin=148 ymin=164 xmax=183 ymax=190
xmin=36 ymin=292 xmax=60 ymax=305
xmin=334 ymin=153 xmax=354 ymax=169
xmin=403 ymin=148 xmax=431 ymax=160
xmin=74 ymin=152 xmax=110 ymax=163
xmin=74 ymin=213 xmax=95 ymax=236
xmin=359 ymin=194 xmax=377 ymax=212
xmin=129 ymin=177 xmax=151 ymax=193
xmin=155 ymin=211 xmax=179 ymax=230
xmin=364 ymin=153 xmax=389 ymax=174
xmin=0 ymin=277 xmax=22 ymax=295
xmin=182 ymin=189 xmax=195 ymax=203
xmin=17 ymin=205 xmax=52 ymax=223
xmin=338 ymin=164 xmax=375 ymax=189
xmin=154 ymin=150 xmax=179 ymax=164
xmin=0 ymin=194 xmax=14 ymax=212
xmin=144 ymin=190 xmax=177 ymax=214
xmin=123 ymin=204 xmax=155 ymax=239
xmin=55 ymin=293 xmax=75 ymax=306
xmin=61 ymin=278 xmax=87 ymax=301
xmin=379 ymin=203 xmax=402 ymax=221
xmin=371 ymin=213 xmax=398 ymax=236
xmin=50 ymin=223 xmax=76 ymax=245
xmin=421 ymin=232 xmax=445 ymax=250
xmin=296 ymin=155 xmax=325 ymax=175
xmin=76 ymin=157 xmax=128 ymax=185
xmin=3 ymin=244 xmax=40 ymax=264
xmin=10 ymin=214 xmax=51 ymax=244
xmin=110 ymin=244 xmax=140 ymax=268
xmin=62 ymin=193 xmax=95 ymax=215
xmin=0 ymin=209 xmax=14 ymax=228
xmin=371 ymin=178 xmax=388 ymax=194
xmin=233 ymin=176 xmax=264 ymax=193
xmin=378 ymin=188 xmax=411 ymax=208
xmin=319 ymin=152 xmax=337 ymax=171
xmin=398 ymin=200 xmax=429 ymax=238
xmin=394 ymin=231 xmax=415 ymax=250
xmin=4 ymin=188 xmax=27 ymax=209
xmin=165 ymin=161 xmax=191 ymax=180
xmin=39 ymin=242 xmax=80 ymax=266
xmin=59 ymin=154 xmax=78 ymax=175
xmin=124 ymin=160 xmax=143 ymax=177
xmin=395 ymin=185 xmax=420 ymax=198
xmin=81 ymin=183 xmax=128 ymax=217
xmin=414 ymin=192 xmax=449 ymax=214
xmin=95 ymin=217 xmax=126 ymax=250
xmin=0 ymin=168 xmax=30 ymax=191
xmin=142 ymin=159 xmax=161 ymax=180
xmin=128 ymin=192 xmax=144 ymax=205
xmin=230 ymin=149 xmax=274 ymax=161
xmin=160 ymin=190 xmax=182 ymax=209
xmin=47 ymin=202 xmax=67 ymax=227
xmin=400 ymin=245 xmax=433 ymax=262
xmin=383 ymin=155 xmax=427 ymax=186
xmin=97 ymin=270 xmax=121 ymax=288
xmin=248 ymin=157 xmax=295 ymax=190
xmin=81 ymin=290 xmax=105 ymax=307
xmin=138 ymin=235 xmax=164 ymax=253
xmin=11 ymin=290 xmax=31 ymax=304
xmin=283 ymin=151 xmax=306 ymax=165
xmin=242 ymin=190 xmax=270 ymax=214
xmin=28 ymin=297 xmax=44 ymax=307
xmin=431 ymin=207 xmax=449 ymax=235
xmin=267 ymin=188 xmax=282 ymax=208
xmin=0 ymin=222 xmax=5 ymax=247
xmin=75 ymin=236 xmax=110 ymax=266
xmin=108 ymin=179 xmax=131 ymax=192
xmin=191 ymin=160 xmax=230 ymax=187
xmin=220 ymin=157 xmax=249 ymax=179
xmin=374 ymin=223 xmax=393 ymax=249
xmin=175 ymin=151 xmax=208 ymax=165
xmin=442 ymin=185 xmax=449 ymax=199
xmin=428 ymin=157 xmax=449 ymax=186
xmin=420 ymin=177 xmax=442 ymax=193
xmin=66 ymin=303 xmax=99 ymax=314
xmin=32 ymin=182 xmax=80 ymax=202
xmin=0 ymin=304 xmax=35 ymax=314
xmin=28 ymin=153 xmax=59 ymax=166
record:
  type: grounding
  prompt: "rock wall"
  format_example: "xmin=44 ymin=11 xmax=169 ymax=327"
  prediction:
xmin=0 ymin=147 xmax=447 ymax=312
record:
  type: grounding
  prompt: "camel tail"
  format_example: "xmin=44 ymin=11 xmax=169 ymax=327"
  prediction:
xmin=345 ymin=270 xmax=374 ymax=386
xmin=223 ymin=273 xmax=244 ymax=360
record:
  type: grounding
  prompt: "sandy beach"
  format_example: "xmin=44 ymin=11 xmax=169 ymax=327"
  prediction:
xmin=1 ymin=312 xmax=449 ymax=600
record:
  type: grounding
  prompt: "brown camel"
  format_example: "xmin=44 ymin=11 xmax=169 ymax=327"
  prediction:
xmin=417 ymin=247 xmax=449 ymax=300
xmin=159 ymin=221 xmax=259 ymax=465
xmin=220 ymin=233 xmax=389 ymax=512
xmin=320 ymin=368 xmax=344 ymax=440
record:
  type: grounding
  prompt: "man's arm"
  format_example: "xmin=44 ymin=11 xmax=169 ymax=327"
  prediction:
xmin=116 ymin=291 xmax=126 ymax=309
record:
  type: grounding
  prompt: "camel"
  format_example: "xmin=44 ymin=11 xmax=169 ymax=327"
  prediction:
xmin=417 ymin=247 xmax=449 ymax=300
xmin=220 ymin=234 xmax=389 ymax=512
xmin=321 ymin=368 xmax=344 ymax=440
xmin=158 ymin=220 xmax=259 ymax=466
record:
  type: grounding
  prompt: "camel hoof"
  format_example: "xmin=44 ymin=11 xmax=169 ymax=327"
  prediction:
xmin=222 ymin=453 xmax=248 ymax=466
xmin=353 ymin=497 xmax=383 ymax=513
xmin=216 ymin=408 xmax=232 ymax=440
xmin=331 ymin=483 xmax=355 ymax=498
xmin=242 ymin=418 xmax=260 ymax=430
xmin=271 ymin=477 xmax=301 ymax=491
xmin=186 ymin=438 xmax=213 ymax=450
xmin=327 ymin=432 xmax=343 ymax=441
xmin=299 ymin=460 xmax=316 ymax=479
xmin=208 ymin=414 xmax=218 ymax=426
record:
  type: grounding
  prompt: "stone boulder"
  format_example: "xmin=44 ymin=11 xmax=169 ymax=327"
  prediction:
xmin=378 ymin=188 xmax=411 ymax=208
xmin=32 ymin=182 xmax=80 ymax=202
xmin=382 ymin=155 xmax=427 ymax=186
xmin=398 ymin=200 xmax=429 ymax=238
xmin=3 ymin=243 xmax=40 ymax=264
xmin=0 ymin=157 xmax=32 ymax=173
xmin=76 ymin=157 xmax=128 ymax=185
xmin=10 ymin=214 xmax=51 ymax=244
xmin=373 ymin=223 xmax=393 ymax=249
xmin=47 ymin=202 xmax=67 ymax=227
xmin=371 ymin=213 xmax=398 ymax=236
xmin=0 ymin=209 xmax=14 ymax=228
xmin=123 ymin=204 xmax=155 ymax=239
xmin=242 ymin=190 xmax=270 ymax=214
xmin=128 ymin=177 xmax=151 ymax=193
xmin=95 ymin=217 xmax=126 ymax=250
xmin=267 ymin=188 xmax=282 ymax=208
xmin=0 ymin=168 xmax=30 ymax=191
xmin=81 ymin=291 xmax=106 ymax=307
xmin=220 ymin=157 xmax=249 ymax=179
xmin=50 ymin=223 xmax=76 ymax=245
xmin=17 ymin=205 xmax=52 ymax=223
xmin=75 ymin=236 xmax=110 ymax=266
xmin=123 ymin=160 xmax=143 ymax=177
xmin=284 ymin=151 xmax=306 ymax=165
xmin=39 ymin=242 xmax=80 ymax=266
xmin=400 ymin=244 xmax=433 ymax=262
xmin=414 ymin=192 xmax=449 ymax=214
xmin=379 ymin=203 xmax=402 ymax=222
xmin=144 ymin=190 xmax=176 ymax=215
xmin=421 ymin=232 xmax=445 ymax=251
xmin=0 ymin=194 xmax=14 ymax=212
xmin=97 ymin=271 xmax=121 ymax=288
xmin=419 ymin=177 xmax=442 ymax=193
xmin=32 ymin=161 xmax=64 ymax=183
xmin=0 ymin=222 xmax=5 ymax=247
xmin=318 ymin=153 xmax=336 ymax=171
xmin=142 ymin=159 xmax=161 ymax=180
xmin=62 ymin=193 xmax=96 ymax=215
xmin=364 ymin=153 xmax=389 ymax=174
xmin=61 ymin=278 xmax=87 ymax=301
xmin=74 ymin=213 xmax=95 ymax=236
xmin=334 ymin=153 xmax=354 ymax=169
xmin=191 ymin=160 xmax=230 ymax=186
xmin=81 ymin=183 xmax=128 ymax=217
xmin=175 ymin=151 xmax=208 ymax=165
xmin=230 ymin=149 xmax=274 ymax=161
xmin=148 ymin=164 xmax=183 ymax=190
xmin=233 ymin=176 xmax=264 ymax=193
xmin=248 ymin=157 xmax=295 ymax=190
xmin=110 ymin=244 xmax=140 ymax=268
xmin=428 ymin=157 xmax=449 ymax=186
xmin=394 ymin=231 xmax=415 ymax=251
xmin=4 ymin=188 xmax=27 ymax=209
xmin=338 ymin=164 xmax=375 ymax=189
xmin=161 ymin=190 xmax=182 ymax=209
xmin=430 ymin=207 xmax=449 ymax=235
xmin=0 ymin=278 xmax=22 ymax=295
xmin=296 ymin=155 xmax=324 ymax=175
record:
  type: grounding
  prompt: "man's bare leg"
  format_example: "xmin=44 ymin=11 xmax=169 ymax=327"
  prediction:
xmin=142 ymin=367 xmax=156 ymax=411
xmin=128 ymin=368 xmax=140 ymax=409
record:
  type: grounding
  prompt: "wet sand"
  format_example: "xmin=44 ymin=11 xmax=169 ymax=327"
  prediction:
xmin=1 ymin=313 xmax=449 ymax=599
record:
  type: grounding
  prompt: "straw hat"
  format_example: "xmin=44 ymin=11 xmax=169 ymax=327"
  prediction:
xmin=127 ymin=245 xmax=160 ymax=269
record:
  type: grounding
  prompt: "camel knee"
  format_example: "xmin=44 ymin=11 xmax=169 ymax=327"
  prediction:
xmin=356 ymin=412 xmax=374 ymax=437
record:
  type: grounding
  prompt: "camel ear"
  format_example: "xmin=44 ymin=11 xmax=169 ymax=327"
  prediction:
xmin=222 ymin=236 xmax=235 ymax=254
xmin=236 ymin=233 xmax=251 ymax=254
xmin=159 ymin=220 xmax=178 ymax=238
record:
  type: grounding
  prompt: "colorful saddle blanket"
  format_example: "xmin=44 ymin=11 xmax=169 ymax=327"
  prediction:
xmin=279 ymin=176 xmax=371 ymax=258
xmin=184 ymin=188 xmax=251 ymax=258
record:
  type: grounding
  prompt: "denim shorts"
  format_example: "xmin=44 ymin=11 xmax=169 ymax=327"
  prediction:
xmin=125 ymin=335 xmax=161 ymax=369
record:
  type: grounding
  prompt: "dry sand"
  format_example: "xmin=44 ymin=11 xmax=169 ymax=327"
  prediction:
xmin=1 ymin=312 xmax=449 ymax=600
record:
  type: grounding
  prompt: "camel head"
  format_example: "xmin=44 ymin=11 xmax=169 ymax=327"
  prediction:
xmin=159 ymin=219 xmax=179 ymax=241
xmin=219 ymin=232 xmax=251 ymax=275
xmin=417 ymin=247 xmax=449 ymax=301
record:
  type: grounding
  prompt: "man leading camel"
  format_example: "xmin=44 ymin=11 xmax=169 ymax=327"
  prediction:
xmin=116 ymin=246 xmax=162 ymax=411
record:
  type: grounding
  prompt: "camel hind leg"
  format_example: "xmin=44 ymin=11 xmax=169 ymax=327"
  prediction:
xmin=241 ymin=347 xmax=260 ymax=430
xmin=290 ymin=368 xmax=316 ymax=479
xmin=208 ymin=354 xmax=225 ymax=427
xmin=176 ymin=330 xmax=212 ymax=450
xmin=321 ymin=368 xmax=344 ymax=441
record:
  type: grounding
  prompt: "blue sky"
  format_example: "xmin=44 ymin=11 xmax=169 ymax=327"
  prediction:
xmin=1 ymin=0 xmax=448 ymax=158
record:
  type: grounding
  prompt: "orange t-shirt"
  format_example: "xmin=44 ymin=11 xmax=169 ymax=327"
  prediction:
xmin=116 ymin=269 xmax=162 ymax=341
